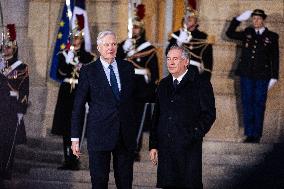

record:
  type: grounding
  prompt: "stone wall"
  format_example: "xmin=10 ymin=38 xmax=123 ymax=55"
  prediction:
xmin=3 ymin=0 xmax=283 ymax=142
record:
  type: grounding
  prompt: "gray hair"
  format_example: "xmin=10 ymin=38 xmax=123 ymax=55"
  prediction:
xmin=168 ymin=45 xmax=189 ymax=60
xmin=97 ymin=30 xmax=117 ymax=44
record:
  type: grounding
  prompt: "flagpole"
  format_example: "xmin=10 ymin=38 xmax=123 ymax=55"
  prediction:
xmin=0 ymin=1 xmax=6 ymax=66
xmin=65 ymin=0 xmax=73 ymax=50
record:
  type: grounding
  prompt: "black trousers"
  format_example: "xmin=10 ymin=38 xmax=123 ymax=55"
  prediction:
xmin=0 ymin=136 xmax=15 ymax=180
xmin=88 ymin=137 xmax=135 ymax=189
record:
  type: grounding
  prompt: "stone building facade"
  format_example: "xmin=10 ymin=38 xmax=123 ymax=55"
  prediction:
xmin=1 ymin=0 xmax=283 ymax=142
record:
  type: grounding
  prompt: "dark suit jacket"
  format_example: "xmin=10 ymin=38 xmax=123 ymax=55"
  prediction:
xmin=71 ymin=58 xmax=137 ymax=151
xmin=149 ymin=66 xmax=216 ymax=188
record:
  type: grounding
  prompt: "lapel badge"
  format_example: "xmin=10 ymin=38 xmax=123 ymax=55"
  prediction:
xmin=264 ymin=37 xmax=270 ymax=43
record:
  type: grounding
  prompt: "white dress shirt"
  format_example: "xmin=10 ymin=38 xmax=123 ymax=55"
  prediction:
xmin=172 ymin=70 xmax=188 ymax=84
xmin=100 ymin=57 xmax=121 ymax=91
xmin=255 ymin=27 xmax=265 ymax=35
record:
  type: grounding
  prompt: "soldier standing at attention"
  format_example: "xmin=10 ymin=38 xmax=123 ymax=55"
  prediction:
xmin=226 ymin=9 xmax=279 ymax=143
xmin=0 ymin=24 xmax=29 ymax=182
xmin=117 ymin=4 xmax=159 ymax=161
xmin=51 ymin=15 xmax=94 ymax=170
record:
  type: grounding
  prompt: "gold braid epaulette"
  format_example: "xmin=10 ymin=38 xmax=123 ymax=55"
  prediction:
xmin=126 ymin=48 xmax=157 ymax=69
xmin=128 ymin=48 xmax=156 ymax=60
xmin=17 ymin=66 xmax=29 ymax=90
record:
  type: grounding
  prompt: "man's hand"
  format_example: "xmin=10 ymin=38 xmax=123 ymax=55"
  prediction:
xmin=71 ymin=141 xmax=81 ymax=159
xmin=236 ymin=10 xmax=253 ymax=22
xmin=149 ymin=149 xmax=158 ymax=165
xmin=268 ymin=78 xmax=277 ymax=90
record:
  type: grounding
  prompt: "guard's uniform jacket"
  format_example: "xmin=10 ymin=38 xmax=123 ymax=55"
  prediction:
xmin=4 ymin=56 xmax=29 ymax=144
xmin=0 ymin=57 xmax=29 ymax=179
xmin=51 ymin=47 xmax=94 ymax=136
xmin=166 ymin=27 xmax=213 ymax=80
xmin=117 ymin=37 xmax=159 ymax=103
xmin=226 ymin=18 xmax=279 ymax=80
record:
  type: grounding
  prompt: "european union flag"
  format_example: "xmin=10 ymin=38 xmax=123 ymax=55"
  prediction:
xmin=49 ymin=1 xmax=74 ymax=81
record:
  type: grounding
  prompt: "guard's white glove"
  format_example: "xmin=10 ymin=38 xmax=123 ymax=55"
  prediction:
xmin=268 ymin=79 xmax=277 ymax=90
xmin=65 ymin=50 xmax=75 ymax=64
xmin=177 ymin=29 xmax=192 ymax=46
xmin=0 ymin=58 xmax=5 ymax=70
xmin=122 ymin=38 xmax=134 ymax=52
xmin=17 ymin=113 xmax=23 ymax=125
xmin=236 ymin=10 xmax=253 ymax=22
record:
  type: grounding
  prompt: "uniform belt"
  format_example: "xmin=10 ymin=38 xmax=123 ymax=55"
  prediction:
xmin=190 ymin=60 xmax=201 ymax=67
xmin=63 ymin=78 xmax=78 ymax=85
xmin=134 ymin=68 xmax=147 ymax=76
xmin=134 ymin=68 xmax=150 ymax=83
xmin=10 ymin=91 xmax=19 ymax=99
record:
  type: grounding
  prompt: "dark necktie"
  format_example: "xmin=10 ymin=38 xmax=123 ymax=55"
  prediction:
xmin=173 ymin=79 xmax=178 ymax=90
xmin=256 ymin=31 xmax=260 ymax=36
xmin=108 ymin=64 xmax=120 ymax=101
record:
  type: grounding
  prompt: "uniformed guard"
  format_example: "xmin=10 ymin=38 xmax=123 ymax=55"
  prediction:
xmin=51 ymin=14 xmax=95 ymax=170
xmin=0 ymin=73 xmax=13 ymax=188
xmin=226 ymin=9 xmax=279 ymax=143
xmin=0 ymin=24 xmax=29 ymax=181
xmin=166 ymin=6 xmax=214 ymax=81
xmin=117 ymin=3 xmax=159 ymax=161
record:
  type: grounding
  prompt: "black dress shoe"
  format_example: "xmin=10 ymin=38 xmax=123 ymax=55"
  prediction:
xmin=244 ymin=136 xmax=261 ymax=143
xmin=252 ymin=137 xmax=261 ymax=143
xmin=244 ymin=137 xmax=255 ymax=143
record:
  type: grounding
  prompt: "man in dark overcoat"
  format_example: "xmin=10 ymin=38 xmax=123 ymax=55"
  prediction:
xmin=226 ymin=9 xmax=279 ymax=143
xmin=51 ymin=15 xmax=94 ymax=170
xmin=166 ymin=7 xmax=214 ymax=81
xmin=71 ymin=30 xmax=137 ymax=189
xmin=149 ymin=46 xmax=216 ymax=189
